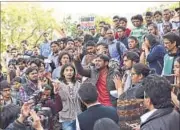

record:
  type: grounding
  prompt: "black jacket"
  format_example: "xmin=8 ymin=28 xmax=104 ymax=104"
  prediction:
xmin=77 ymin=104 xmax=119 ymax=130
xmin=141 ymin=108 xmax=180 ymax=130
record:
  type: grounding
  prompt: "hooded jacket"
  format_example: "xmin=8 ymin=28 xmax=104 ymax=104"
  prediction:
xmin=145 ymin=34 xmax=166 ymax=75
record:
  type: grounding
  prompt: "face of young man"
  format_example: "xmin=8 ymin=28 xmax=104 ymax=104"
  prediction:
xmin=96 ymin=45 xmax=108 ymax=55
xmin=106 ymin=29 xmax=114 ymax=41
xmin=117 ymin=28 xmax=125 ymax=38
xmin=1 ymin=88 xmax=11 ymax=100
xmin=123 ymin=56 xmax=133 ymax=70
xmin=128 ymin=39 xmax=138 ymax=49
xmin=86 ymin=46 xmax=95 ymax=54
xmin=51 ymin=43 xmax=59 ymax=54
xmin=119 ymin=20 xmax=127 ymax=28
xmin=132 ymin=19 xmax=142 ymax=27
xmin=145 ymin=15 xmax=153 ymax=25
xmin=163 ymin=38 xmax=177 ymax=53
xmin=113 ymin=18 xmax=120 ymax=28
xmin=95 ymin=57 xmax=108 ymax=70
xmin=148 ymin=25 xmax=156 ymax=35
xmin=163 ymin=10 xmax=171 ymax=22
xmin=154 ymin=13 xmax=162 ymax=22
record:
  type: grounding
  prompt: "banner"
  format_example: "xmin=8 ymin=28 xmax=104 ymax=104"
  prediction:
xmin=80 ymin=16 xmax=95 ymax=30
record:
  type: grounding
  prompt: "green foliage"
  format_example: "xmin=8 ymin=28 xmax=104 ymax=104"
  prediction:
xmin=94 ymin=15 xmax=112 ymax=32
xmin=146 ymin=2 xmax=179 ymax=12
xmin=1 ymin=3 xmax=57 ymax=52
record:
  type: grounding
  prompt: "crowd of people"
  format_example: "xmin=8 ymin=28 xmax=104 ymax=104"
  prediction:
xmin=0 ymin=7 xmax=180 ymax=130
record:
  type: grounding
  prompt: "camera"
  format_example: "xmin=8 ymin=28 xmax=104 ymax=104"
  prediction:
xmin=25 ymin=90 xmax=52 ymax=130
xmin=29 ymin=90 xmax=43 ymax=105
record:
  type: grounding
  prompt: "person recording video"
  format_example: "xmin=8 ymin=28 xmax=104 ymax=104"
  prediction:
xmin=4 ymin=103 xmax=43 ymax=130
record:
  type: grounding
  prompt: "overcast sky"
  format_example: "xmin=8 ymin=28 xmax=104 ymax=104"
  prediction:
xmin=39 ymin=1 xmax=173 ymax=20
xmin=2 ymin=1 xmax=177 ymax=22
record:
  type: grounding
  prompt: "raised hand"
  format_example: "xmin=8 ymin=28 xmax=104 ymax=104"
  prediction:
xmin=30 ymin=110 xmax=43 ymax=130
xmin=113 ymin=75 xmax=123 ymax=90
xmin=52 ymin=80 xmax=61 ymax=94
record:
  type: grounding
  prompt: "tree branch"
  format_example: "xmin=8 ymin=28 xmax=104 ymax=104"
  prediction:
xmin=24 ymin=26 xmax=38 ymax=40
xmin=34 ymin=26 xmax=51 ymax=45
xmin=10 ymin=27 xmax=17 ymax=44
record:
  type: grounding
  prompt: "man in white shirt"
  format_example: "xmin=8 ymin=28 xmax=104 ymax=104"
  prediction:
xmin=137 ymin=74 xmax=180 ymax=130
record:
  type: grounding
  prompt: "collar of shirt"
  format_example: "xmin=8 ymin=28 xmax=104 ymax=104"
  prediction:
xmin=141 ymin=109 xmax=157 ymax=123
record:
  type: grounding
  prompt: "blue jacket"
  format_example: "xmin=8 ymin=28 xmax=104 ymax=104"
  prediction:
xmin=147 ymin=44 xmax=166 ymax=75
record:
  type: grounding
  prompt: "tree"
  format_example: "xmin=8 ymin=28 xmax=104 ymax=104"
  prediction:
xmin=1 ymin=2 xmax=57 ymax=52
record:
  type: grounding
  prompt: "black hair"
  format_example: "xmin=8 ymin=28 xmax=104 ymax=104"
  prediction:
xmin=29 ymin=60 xmax=39 ymax=68
xmin=0 ymin=64 xmax=2 ymax=70
xmin=119 ymin=17 xmax=127 ymax=23
xmin=163 ymin=9 xmax=171 ymax=13
xmin=142 ymin=74 xmax=173 ymax=109
xmin=77 ymin=24 xmax=81 ymax=28
xmin=8 ymin=63 xmax=16 ymax=68
xmin=113 ymin=15 xmax=120 ymax=20
xmin=123 ymin=51 xmax=140 ymax=63
xmin=86 ymin=40 xmax=95 ymax=47
xmin=102 ymin=26 xmax=109 ymax=32
xmin=147 ymin=23 xmax=158 ymax=30
xmin=11 ymin=77 xmax=22 ymax=85
xmin=154 ymin=11 xmax=162 ymax=16
xmin=144 ymin=34 xmax=159 ymax=46
xmin=133 ymin=63 xmax=150 ymax=77
xmin=67 ymin=39 xmax=74 ymax=43
xmin=175 ymin=56 xmax=180 ymax=63
xmin=117 ymin=26 xmax=126 ymax=32
xmin=131 ymin=14 xmax=143 ymax=22
xmin=78 ymin=83 xmax=98 ymax=104
xmin=58 ymin=51 xmax=71 ymax=65
xmin=0 ymin=104 xmax=20 ymax=129
xmin=25 ymin=67 xmax=38 ymax=75
xmin=0 ymin=80 xmax=10 ymax=91
xmin=84 ymin=34 xmax=94 ymax=43
xmin=128 ymin=36 xmax=138 ymax=43
xmin=97 ymin=54 xmax=110 ymax=62
xmin=50 ymin=41 xmax=59 ymax=46
xmin=96 ymin=42 xmax=108 ymax=49
xmin=74 ymin=37 xmax=83 ymax=42
xmin=99 ymin=21 xmax=106 ymax=25
xmin=59 ymin=64 xmax=76 ymax=85
xmin=93 ymin=118 xmax=120 ymax=130
xmin=163 ymin=21 xmax=172 ymax=29
xmin=163 ymin=32 xmax=180 ymax=47
xmin=145 ymin=11 xmax=153 ymax=17
xmin=11 ymin=47 xmax=17 ymax=51
xmin=39 ymin=59 xmax=45 ymax=68
xmin=104 ymin=23 xmax=111 ymax=29
xmin=17 ymin=58 xmax=26 ymax=64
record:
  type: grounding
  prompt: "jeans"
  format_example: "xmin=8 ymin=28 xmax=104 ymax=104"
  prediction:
xmin=61 ymin=120 xmax=75 ymax=130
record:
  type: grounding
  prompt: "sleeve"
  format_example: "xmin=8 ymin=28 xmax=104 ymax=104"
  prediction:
xmin=43 ymin=94 xmax=63 ymax=115
xmin=19 ymin=87 xmax=29 ymax=103
xmin=120 ymin=42 xmax=128 ymax=55
xmin=74 ymin=60 xmax=91 ymax=78
xmin=81 ymin=56 xmax=86 ymax=66
xmin=146 ymin=46 xmax=163 ymax=63
xmin=5 ymin=120 xmax=27 ymax=130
